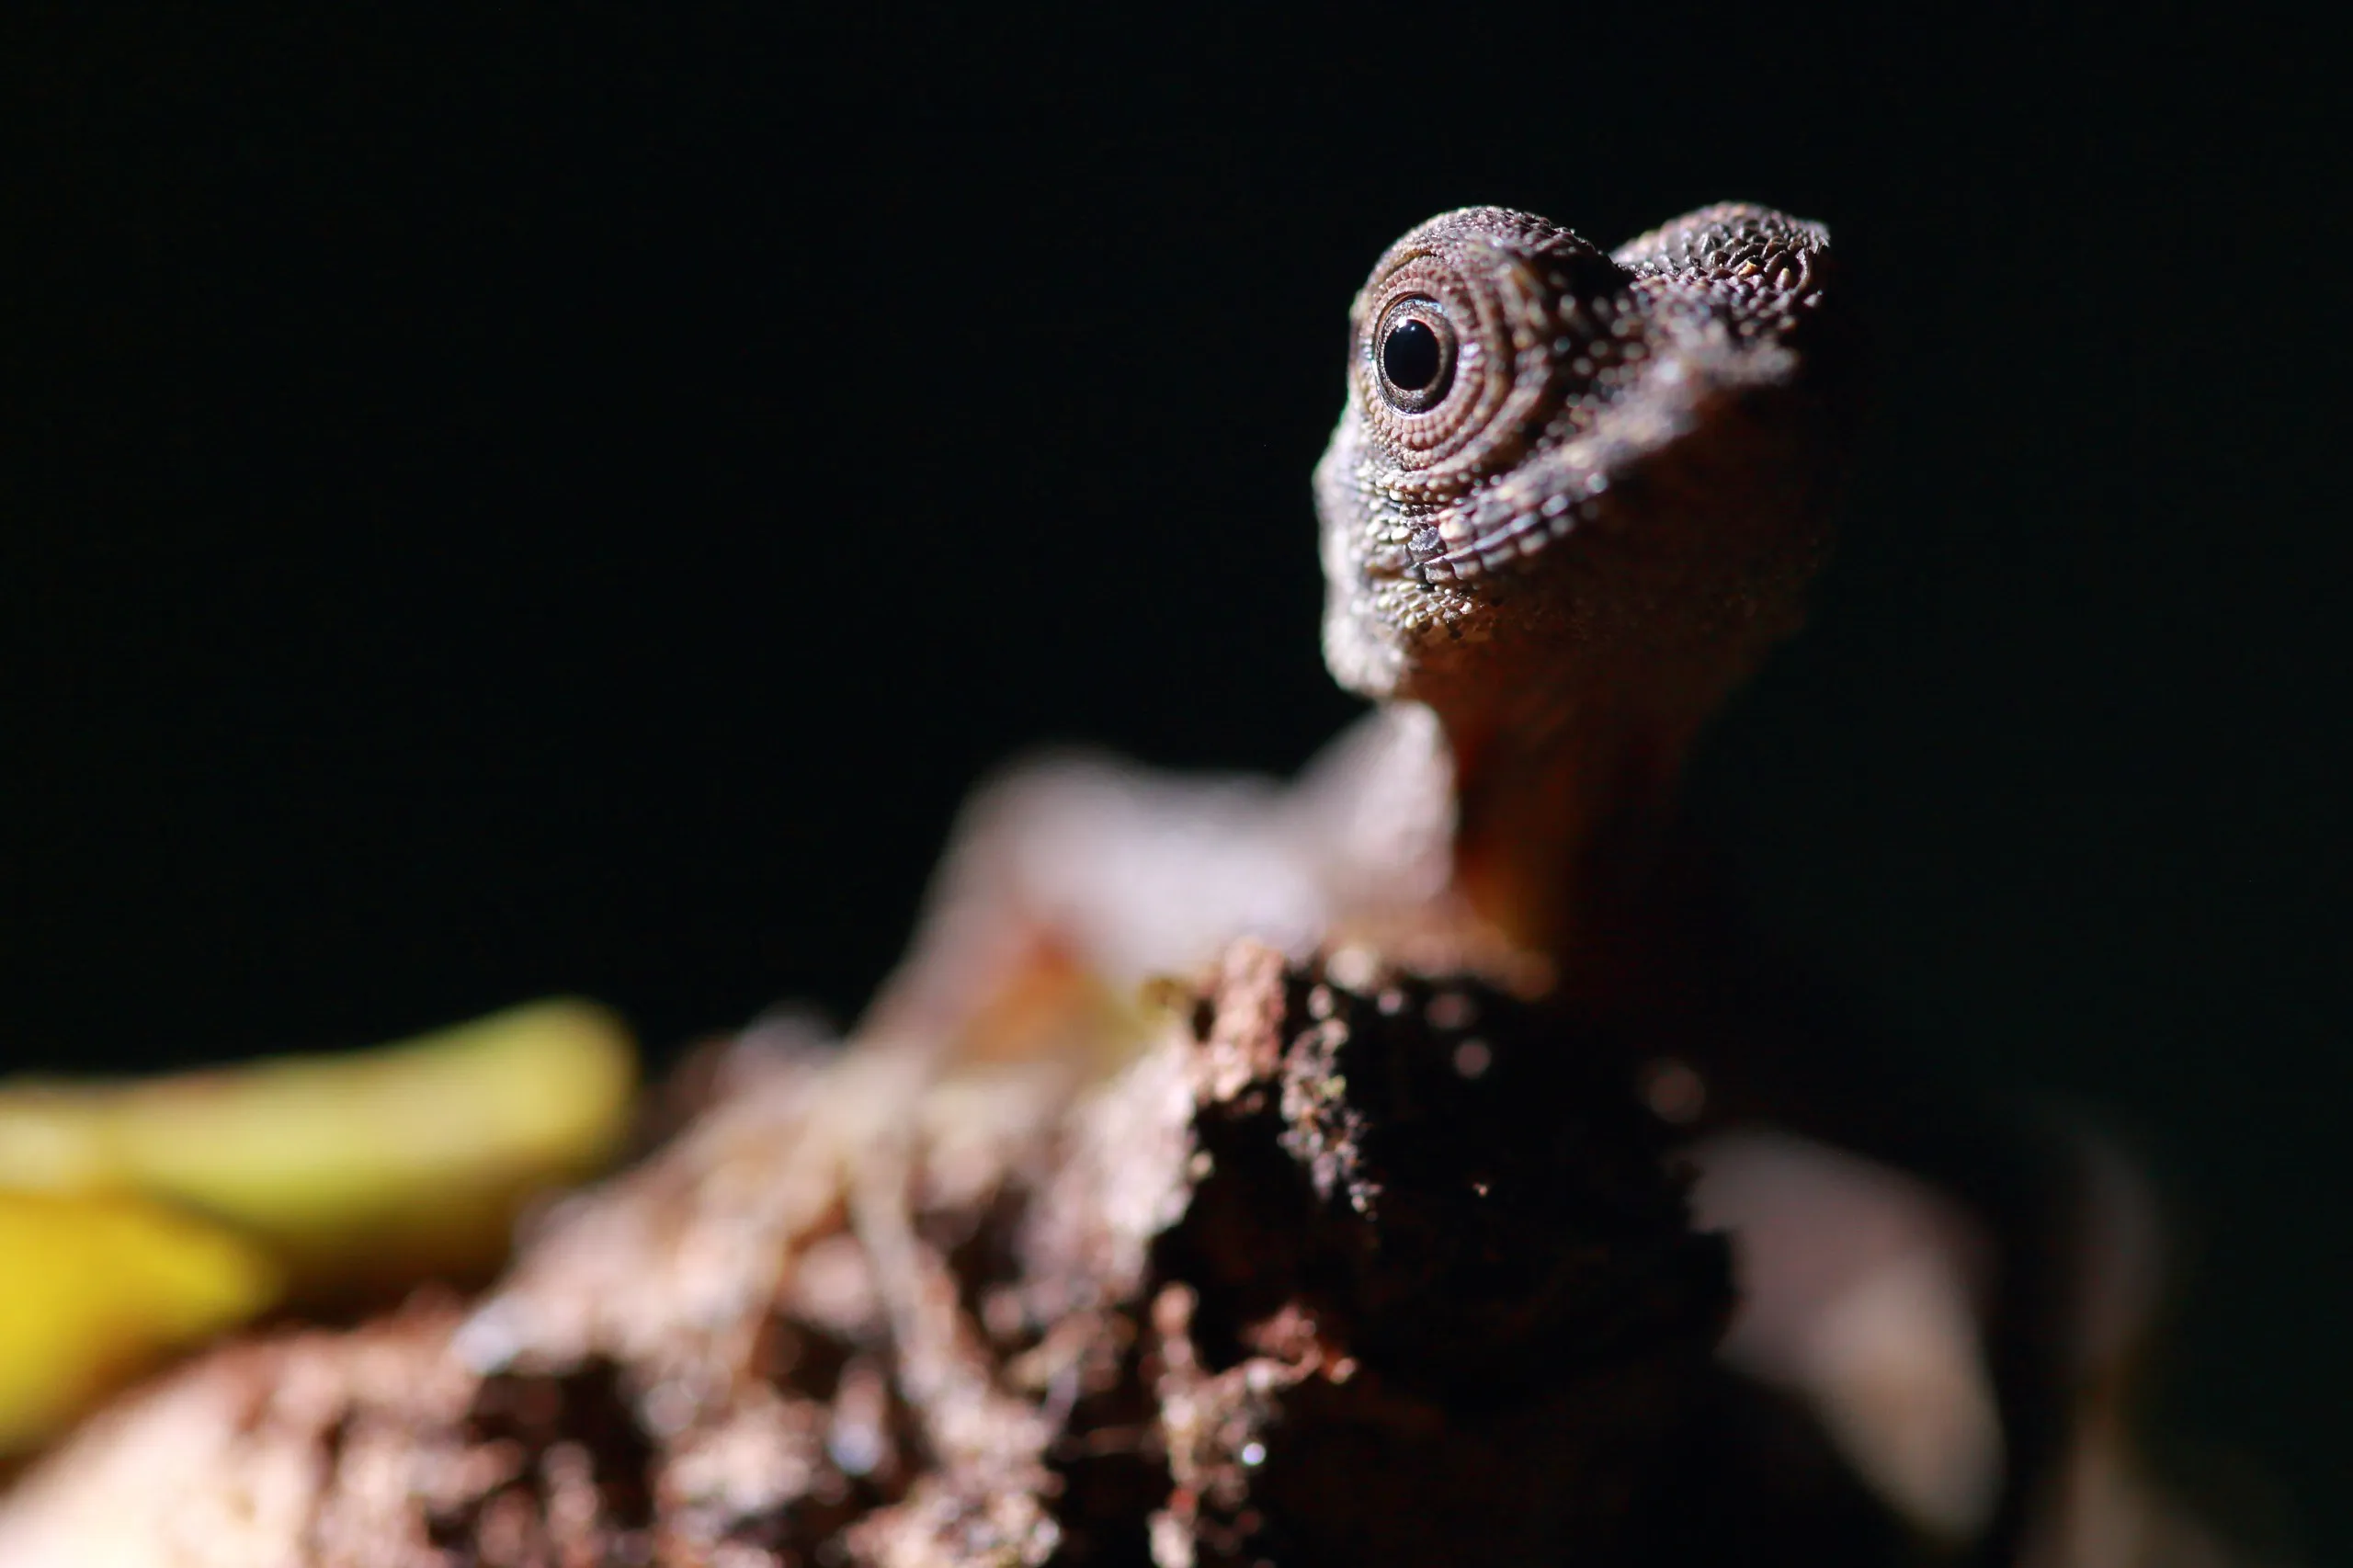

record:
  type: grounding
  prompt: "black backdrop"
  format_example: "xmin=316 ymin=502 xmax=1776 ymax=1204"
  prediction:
xmin=4 ymin=5 xmax=2344 ymax=1550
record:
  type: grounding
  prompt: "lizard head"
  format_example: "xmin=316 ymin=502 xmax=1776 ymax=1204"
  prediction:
xmin=1316 ymin=204 xmax=1853 ymax=746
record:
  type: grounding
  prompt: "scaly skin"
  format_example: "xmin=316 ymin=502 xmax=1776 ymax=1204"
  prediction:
xmin=1316 ymin=204 xmax=1853 ymax=975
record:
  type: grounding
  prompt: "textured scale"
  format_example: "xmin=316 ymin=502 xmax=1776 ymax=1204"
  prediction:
xmin=1316 ymin=204 xmax=1851 ymax=744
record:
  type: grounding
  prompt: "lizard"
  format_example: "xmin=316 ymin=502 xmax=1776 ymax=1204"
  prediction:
xmin=869 ymin=201 xmax=1851 ymax=1036
xmin=0 ymin=204 xmax=2195 ymax=1567
xmin=860 ymin=204 xmax=2161 ymax=1562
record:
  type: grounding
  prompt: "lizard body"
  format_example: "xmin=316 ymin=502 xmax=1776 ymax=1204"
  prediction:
xmin=869 ymin=205 xmax=2136 ymax=1562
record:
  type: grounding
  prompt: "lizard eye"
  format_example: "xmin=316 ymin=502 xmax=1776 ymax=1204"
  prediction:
xmin=1374 ymin=298 xmax=1456 ymax=413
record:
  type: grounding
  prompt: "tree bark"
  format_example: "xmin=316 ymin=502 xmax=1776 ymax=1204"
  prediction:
xmin=0 ymin=941 xmax=1897 ymax=1567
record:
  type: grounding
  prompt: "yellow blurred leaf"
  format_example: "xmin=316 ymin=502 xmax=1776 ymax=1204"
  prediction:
xmin=0 ymin=998 xmax=639 ymax=1296
xmin=0 ymin=1191 xmax=280 ymax=1454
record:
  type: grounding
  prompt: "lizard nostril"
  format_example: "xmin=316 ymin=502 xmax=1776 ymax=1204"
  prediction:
xmin=1382 ymin=318 xmax=1442 ymax=392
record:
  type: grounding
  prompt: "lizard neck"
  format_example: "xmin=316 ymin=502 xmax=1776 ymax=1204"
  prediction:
xmin=1436 ymin=679 xmax=1721 ymax=999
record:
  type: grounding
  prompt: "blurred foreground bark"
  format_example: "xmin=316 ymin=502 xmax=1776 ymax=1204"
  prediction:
xmin=0 ymin=940 xmax=1915 ymax=1567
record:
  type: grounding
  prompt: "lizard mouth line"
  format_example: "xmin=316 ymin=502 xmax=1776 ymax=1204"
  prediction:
xmin=1381 ymin=472 xmax=1615 ymax=587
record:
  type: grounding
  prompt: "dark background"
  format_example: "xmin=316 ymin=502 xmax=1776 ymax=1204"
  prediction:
xmin=3 ymin=4 xmax=2342 ymax=1551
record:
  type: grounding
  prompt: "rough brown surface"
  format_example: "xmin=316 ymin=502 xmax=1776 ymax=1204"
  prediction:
xmin=0 ymin=941 xmax=1790 ymax=1567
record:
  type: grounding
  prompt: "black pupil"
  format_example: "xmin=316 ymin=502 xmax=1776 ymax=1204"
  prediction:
xmin=1382 ymin=317 xmax=1442 ymax=392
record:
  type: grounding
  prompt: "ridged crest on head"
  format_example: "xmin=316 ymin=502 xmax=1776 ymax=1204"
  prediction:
xmin=1316 ymin=204 xmax=1851 ymax=728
